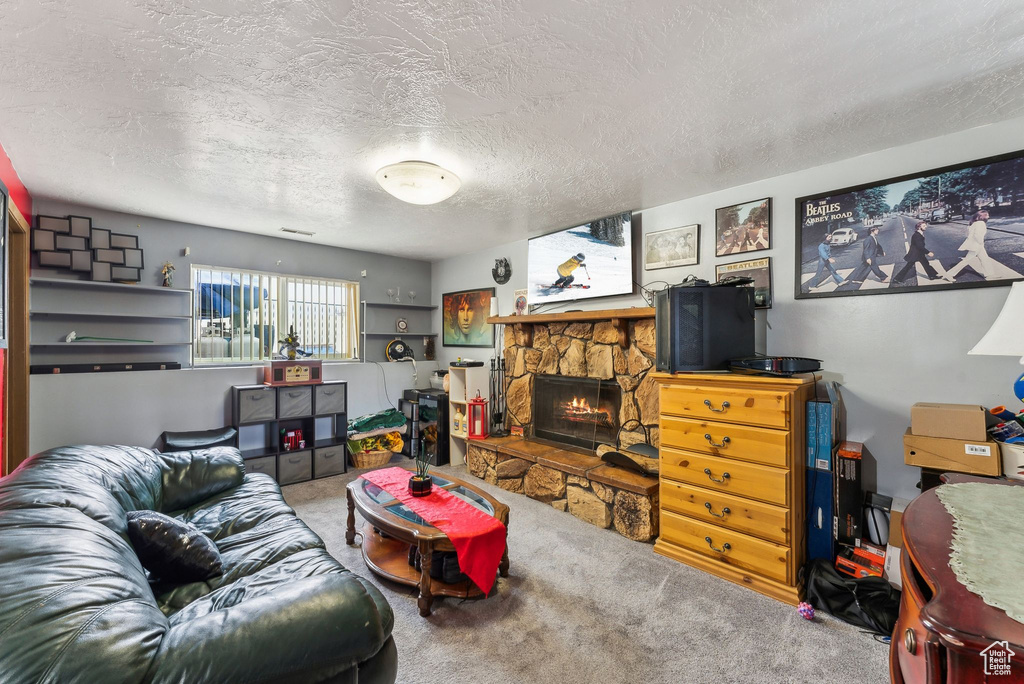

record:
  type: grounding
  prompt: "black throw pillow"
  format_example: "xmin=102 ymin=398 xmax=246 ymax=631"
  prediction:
xmin=126 ymin=510 xmax=223 ymax=583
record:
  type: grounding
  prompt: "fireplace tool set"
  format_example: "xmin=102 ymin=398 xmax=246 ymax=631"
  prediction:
xmin=488 ymin=356 xmax=508 ymax=437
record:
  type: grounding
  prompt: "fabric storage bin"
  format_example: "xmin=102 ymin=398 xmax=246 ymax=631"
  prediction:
xmin=237 ymin=387 xmax=277 ymax=424
xmin=314 ymin=445 xmax=346 ymax=478
xmin=315 ymin=384 xmax=346 ymax=415
xmin=278 ymin=386 xmax=312 ymax=419
xmin=278 ymin=450 xmax=312 ymax=485
xmin=245 ymin=455 xmax=277 ymax=480
xmin=1002 ymin=442 xmax=1024 ymax=480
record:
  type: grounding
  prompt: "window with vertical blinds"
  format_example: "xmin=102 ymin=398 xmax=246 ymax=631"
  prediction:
xmin=191 ymin=265 xmax=359 ymax=364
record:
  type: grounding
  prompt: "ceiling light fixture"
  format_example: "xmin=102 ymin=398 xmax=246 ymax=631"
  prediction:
xmin=375 ymin=161 xmax=461 ymax=205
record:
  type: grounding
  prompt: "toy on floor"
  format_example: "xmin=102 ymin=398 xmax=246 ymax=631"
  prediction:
xmin=797 ymin=602 xmax=815 ymax=620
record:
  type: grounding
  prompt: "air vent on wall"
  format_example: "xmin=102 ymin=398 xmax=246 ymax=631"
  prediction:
xmin=280 ymin=227 xmax=315 ymax=237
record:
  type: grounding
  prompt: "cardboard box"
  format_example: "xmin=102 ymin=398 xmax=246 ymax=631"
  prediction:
xmin=903 ymin=428 xmax=1002 ymax=476
xmin=834 ymin=441 xmax=863 ymax=547
xmin=910 ymin=402 xmax=989 ymax=441
xmin=883 ymin=545 xmax=902 ymax=590
xmin=887 ymin=497 xmax=911 ymax=549
xmin=836 ymin=547 xmax=883 ymax=579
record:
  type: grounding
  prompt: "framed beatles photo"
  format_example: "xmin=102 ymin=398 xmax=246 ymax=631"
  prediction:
xmin=442 ymin=287 xmax=494 ymax=347
xmin=644 ymin=224 xmax=699 ymax=270
xmin=716 ymin=197 xmax=771 ymax=256
xmin=716 ymin=257 xmax=772 ymax=309
xmin=796 ymin=149 xmax=1024 ymax=299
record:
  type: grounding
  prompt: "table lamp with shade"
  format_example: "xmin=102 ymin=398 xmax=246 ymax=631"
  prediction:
xmin=969 ymin=281 xmax=1024 ymax=402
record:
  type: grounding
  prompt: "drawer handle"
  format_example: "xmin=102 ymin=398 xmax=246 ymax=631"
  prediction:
xmin=703 ymin=399 xmax=730 ymax=413
xmin=703 ymin=467 xmax=730 ymax=483
xmin=288 ymin=391 xmax=303 ymax=398
xmin=288 ymin=456 xmax=302 ymax=464
xmin=903 ymin=628 xmax=916 ymax=655
xmin=704 ymin=434 xmax=730 ymax=448
xmin=323 ymin=452 xmax=335 ymax=459
xmin=704 ymin=502 xmax=731 ymax=518
xmin=322 ymin=390 xmax=335 ymax=396
xmin=704 ymin=536 xmax=731 ymax=553
xmin=249 ymin=395 xmax=263 ymax=401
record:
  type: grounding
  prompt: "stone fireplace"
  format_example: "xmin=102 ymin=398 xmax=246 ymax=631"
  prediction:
xmin=503 ymin=316 xmax=660 ymax=448
xmin=465 ymin=310 xmax=660 ymax=542
xmin=533 ymin=374 xmax=621 ymax=450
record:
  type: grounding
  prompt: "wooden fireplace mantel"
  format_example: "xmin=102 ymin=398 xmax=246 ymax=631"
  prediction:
xmin=487 ymin=307 xmax=653 ymax=349
xmin=486 ymin=307 xmax=653 ymax=325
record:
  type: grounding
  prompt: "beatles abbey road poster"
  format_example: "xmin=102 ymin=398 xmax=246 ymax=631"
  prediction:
xmin=796 ymin=149 xmax=1024 ymax=299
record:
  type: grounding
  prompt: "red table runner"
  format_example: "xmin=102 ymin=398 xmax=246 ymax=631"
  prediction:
xmin=360 ymin=467 xmax=507 ymax=594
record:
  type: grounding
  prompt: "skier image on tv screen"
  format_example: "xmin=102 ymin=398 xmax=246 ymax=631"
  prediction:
xmin=553 ymin=253 xmax=587 ymax=288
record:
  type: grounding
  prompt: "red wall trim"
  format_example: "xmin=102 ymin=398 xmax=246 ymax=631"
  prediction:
xmin=0 ymin=141 xmax=32 ymax=219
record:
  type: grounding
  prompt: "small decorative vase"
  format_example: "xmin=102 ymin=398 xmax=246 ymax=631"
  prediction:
xmin=409 ymin=475 xmax=433 ymax=497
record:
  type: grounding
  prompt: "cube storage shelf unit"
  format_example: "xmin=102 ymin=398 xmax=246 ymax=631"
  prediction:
xmin=447 ymin=364 xmax=489 ymax=467
xmin=29 ymin=277 xmax=193 ymax=369
xmin=232 ymin=380 xmax=349 ymax=486
xmin=359 ymin=300 xmax=437 ymax=363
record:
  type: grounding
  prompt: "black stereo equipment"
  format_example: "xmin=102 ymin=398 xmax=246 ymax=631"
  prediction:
xmin=655 ymin=285 xmax=755 ymax=372
xmin=729 ymin=356 xmax=821 ymax=376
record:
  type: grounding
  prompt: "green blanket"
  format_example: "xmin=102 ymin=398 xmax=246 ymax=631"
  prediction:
xmin=348 ymin=408 xmax=406 ymax=435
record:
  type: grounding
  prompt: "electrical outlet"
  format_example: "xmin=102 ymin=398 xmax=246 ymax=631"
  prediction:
xmin=361 ymin=269 xmax=367 ymax=277
xmin=183 ymin=246 xmax=190 ymax=256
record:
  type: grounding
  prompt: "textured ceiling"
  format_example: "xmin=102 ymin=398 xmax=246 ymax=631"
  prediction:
xmin=2 ymin=1 xmax=1024 ymax=260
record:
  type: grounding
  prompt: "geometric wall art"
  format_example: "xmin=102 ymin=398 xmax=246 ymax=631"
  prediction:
xmin=32 ymin=214 xmax=144 ymax=282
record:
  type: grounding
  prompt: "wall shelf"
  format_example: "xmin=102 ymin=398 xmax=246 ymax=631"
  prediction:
xmin=30 ymin=311 xmax=193 ymax=320
xmin=360 ymin=300 xmax=438 ymax=362
xmin=363 ymin=331 xmax=438 ymax=337
xmin=362 ymin=301 xmax=437 ymax=311
xmin=29 ymin=277 xmax=192 ymax=296
xmin=30 ymin=341 xmax=191 ymax=347
xmin=29 ymin=276 xmax=194 ymax=369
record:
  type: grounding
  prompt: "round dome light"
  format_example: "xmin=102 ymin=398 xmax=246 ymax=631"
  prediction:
xmin=375 ymin=161 xmax=461 ymax=205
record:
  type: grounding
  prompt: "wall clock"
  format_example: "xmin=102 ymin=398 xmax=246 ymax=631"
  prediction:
xmin=492 ymin=257 xmax=512 ymax=284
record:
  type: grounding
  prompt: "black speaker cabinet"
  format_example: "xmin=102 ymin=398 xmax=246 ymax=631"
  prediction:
xmin=655 ymin=285 xmax=755 ymax=372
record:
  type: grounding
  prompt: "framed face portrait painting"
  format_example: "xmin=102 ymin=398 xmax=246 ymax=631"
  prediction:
xmin=442 ymin=287 xmax=495 ymax=347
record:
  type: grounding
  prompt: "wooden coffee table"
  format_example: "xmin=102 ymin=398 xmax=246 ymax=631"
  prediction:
xmin=346 ymin=468 xmax=510 ymax=616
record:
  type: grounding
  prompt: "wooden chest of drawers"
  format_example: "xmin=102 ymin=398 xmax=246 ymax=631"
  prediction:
xmin=653 ymin=372 xmax=814 ymax=605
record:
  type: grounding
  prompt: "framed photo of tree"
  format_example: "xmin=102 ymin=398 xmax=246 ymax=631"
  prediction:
xmin=716 ymin=197 xmax=771 ymax=257
xmin=796 ymin=149 xmax=1024 ymax=299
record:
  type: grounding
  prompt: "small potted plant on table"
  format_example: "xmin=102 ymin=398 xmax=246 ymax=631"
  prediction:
xmin=409 ymin=443 xmax=433 ymax=497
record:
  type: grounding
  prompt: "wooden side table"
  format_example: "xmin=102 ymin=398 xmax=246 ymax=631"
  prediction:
xmin=346 ymin=469 xmax=510 ymax=616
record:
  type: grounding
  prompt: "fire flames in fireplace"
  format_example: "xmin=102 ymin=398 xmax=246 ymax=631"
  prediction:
xmin=558 ymin=395 xmax=614 ymax=428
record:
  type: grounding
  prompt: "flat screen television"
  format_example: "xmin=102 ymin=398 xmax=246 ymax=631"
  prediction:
xmin=527 ymin=211 xmax=633 ymax=305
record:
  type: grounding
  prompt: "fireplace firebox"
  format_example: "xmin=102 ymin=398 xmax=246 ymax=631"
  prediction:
xmin=532 ymin=374 xmax=621 ymax=451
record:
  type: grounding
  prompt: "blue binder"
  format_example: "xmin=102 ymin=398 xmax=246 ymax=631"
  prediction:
xmin=806 ymin=468 xmax=835 ymax=563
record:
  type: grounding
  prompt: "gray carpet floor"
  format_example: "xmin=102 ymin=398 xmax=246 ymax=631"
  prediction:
xmin=283 ymin=460 xmax=889 ymax=684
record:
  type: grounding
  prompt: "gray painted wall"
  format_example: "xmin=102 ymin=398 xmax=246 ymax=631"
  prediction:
xmin=29 ymin=201 xmax=438 ymax=455
xmin=432 ymin=116 xmax=1024 ymax=499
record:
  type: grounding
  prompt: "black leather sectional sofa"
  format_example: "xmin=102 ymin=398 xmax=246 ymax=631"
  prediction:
xmin=0 ymin=444 xmax=396 ymax=683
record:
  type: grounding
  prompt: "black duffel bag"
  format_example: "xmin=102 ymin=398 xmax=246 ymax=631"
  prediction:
xmin=805 ymin=558 xmax=900 ymax=636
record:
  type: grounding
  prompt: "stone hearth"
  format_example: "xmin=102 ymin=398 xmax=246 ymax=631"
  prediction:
xmin=467 ymin=436 xmax=658 ymax=542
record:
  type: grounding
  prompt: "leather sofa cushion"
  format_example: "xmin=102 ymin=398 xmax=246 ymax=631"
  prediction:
xmin=126 ymin=510 xmax=224 ymax=583
xmin=157 ymin=446 xmax=244 ymax=512
xmin=161 ymin=426 xmax=238 ymax=452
